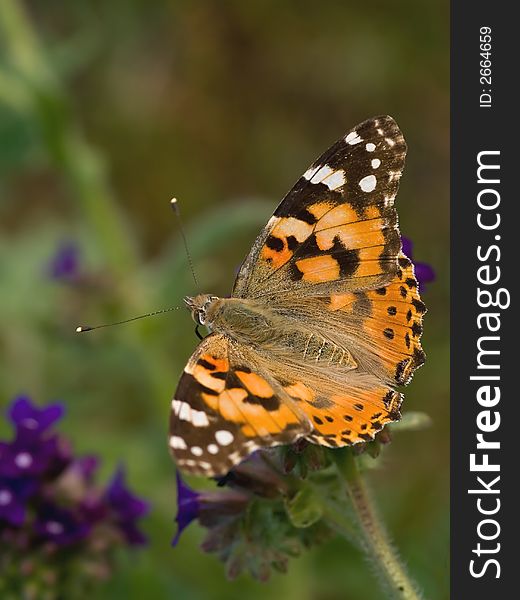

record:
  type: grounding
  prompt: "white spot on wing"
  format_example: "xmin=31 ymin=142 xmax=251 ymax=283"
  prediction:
xmin=345 ymin=131 xmax=362 ymax=145
xmin=228 ymin=451 xmax=242 ymax=463
xmin=173 ymin=400 xmax=209 ymax=427
xmin=207 ymin=444 xmax=219 ymax=455
xmin=308 ymin=165 xmax=346 ymax=190
xmin=311 ymin=164 xmax=334 ymax=184
xmin=366 ymin=143 xmax=376 ymax=152
xmin=359 ymin=175 xmax=377 ymax=192
xmin=191 ymin=446 xmax=203 ymax=456
xmin=169 ymin=435 xmax=187 ymax=450
xmin=178 ymin=402 xmax=191 ymax=422
xmin=322 ymin=169 xmax=346 ymax=190
xmin=191 ymin=410 xmax=210 ymax=427
xmin=215 ymin=430 xmax=234 ymax=446
xmin=303 ymin=167 xmax=316 ymax=181
xmin=371 ymin=158 xmax=381 ymax=169
xmin=385 ymin=137 xmax=396 ymax=147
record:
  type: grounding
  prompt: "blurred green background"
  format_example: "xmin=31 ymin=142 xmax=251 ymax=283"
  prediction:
xmin=0 ymin=0 xmax=449 ymax=598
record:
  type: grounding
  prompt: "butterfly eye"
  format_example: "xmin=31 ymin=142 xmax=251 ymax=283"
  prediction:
xmin=197 ymin=311 xmax=206 ymax=326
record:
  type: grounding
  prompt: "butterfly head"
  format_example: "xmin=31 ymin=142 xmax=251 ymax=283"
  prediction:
xmin=184 ymin=294 xmax=219 ymax=327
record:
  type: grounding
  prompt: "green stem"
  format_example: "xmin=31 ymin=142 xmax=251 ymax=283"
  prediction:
xmin=0 ymin=0 xmax=138 ymax=279
xmin=335 ymin=450 xmax=423 ymax=600
xmin=320 ymin=498 xmax=358 ymax=543
xmin=0 ymin=0 xmax=174 ymax=407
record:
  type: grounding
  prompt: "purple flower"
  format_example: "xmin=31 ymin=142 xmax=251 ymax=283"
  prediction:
xmin=401 ymin=236 xmax=436 ymax=288
xmin=73 ymin=455 xmax=99 ymax=484
xmin=9 ymin=396 xmax=64 ymax=438
xmin=47 ymin=241 xmax=80 ymax=281
xmin=0 ymin=397 xmax=70 ymax=480
xmin=105 ymin=467 xmax=149 ymax=545
xmin=79 ymin=494 xmax=108 ymax=524
xmin=0 ymin=476 xmax=35 ymax=527
xmin=0 ymin=436 xmax=62 ymax=479
xmin=115 ymin=517 xmax=148 ymax=545
xmin=53 ymin=456 xmax=104 ymax=517
xmin=401 ymin=236 xmax=413 ymax=258
xmin=173 ymin=471 xmax=201 ymax=546
xmin=35 ymin=503 xmax=91 ymax=546
xmin=172 ymin=470 xmax=250 ymax=546
xmin=1 ymin=394 xmax=151 ymax=596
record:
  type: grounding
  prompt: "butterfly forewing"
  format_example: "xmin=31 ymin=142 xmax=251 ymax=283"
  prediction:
xmin=233 ymin=115 xmax=406 ymax=299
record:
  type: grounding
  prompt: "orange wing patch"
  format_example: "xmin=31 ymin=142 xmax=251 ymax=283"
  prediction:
xmin=235 ymin=370 xmax=274 ymax=398
xmin=325 ymin=252 xmax=426 ymax=386
xmin=363 ymin=253 xmax=426 ymax=384
xmin=315 ymin=215 xmax=386 ymax=252
xmin=354 ymin=245 xmax=390 ymax=279
xmin=283 ymin=378 xmax=402 ymax=446
xmin=258 ymin=198 xmax=399 ymax=287
xmin=190 ymin=355 xmax=229 ymax=392
xmin=188 ymin=355 xmax=301 ymax=437
xmin=294 ymin=255 xmax=340 ymax=282
xmin=261 ymin=216 xmax=314 ymax=269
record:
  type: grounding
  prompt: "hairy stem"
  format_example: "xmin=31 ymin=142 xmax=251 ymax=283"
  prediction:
xmin=335 ymin=450 xmax=423 ymax=600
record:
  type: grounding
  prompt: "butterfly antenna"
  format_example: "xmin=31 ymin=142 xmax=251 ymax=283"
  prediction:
xmin=76 ymin=306 xmax=182 ymax=333
xmin=171 ymin=198 xmax=198 ymax=289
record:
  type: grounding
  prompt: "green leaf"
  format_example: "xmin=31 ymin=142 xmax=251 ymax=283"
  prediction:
xmin=284 ymin=487 xmax=324 ymax=528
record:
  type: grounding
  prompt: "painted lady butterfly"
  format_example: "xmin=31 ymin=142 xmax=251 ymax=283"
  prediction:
xmin=170 ymin=116 xmax=426 ymax=476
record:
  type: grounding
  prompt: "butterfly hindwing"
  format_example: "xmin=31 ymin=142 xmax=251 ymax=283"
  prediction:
xmin=360 ymin=252 xmax=426 ymax=385
xmin=246 ymin=352 xmax=404 ymax=448
xmin=170 ymin=331 xmax=404 ymax=474
xmin=169 ymin=334 xmax=311 ymax=476
xmin=233 ymin=116 xmax=407 ymax=299
xmin=310 ymin=251 xmax=426 ymax=386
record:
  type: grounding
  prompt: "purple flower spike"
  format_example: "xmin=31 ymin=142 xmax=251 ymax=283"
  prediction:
xmin=35 ymin=503 xmax=90 ymax=546
xmin=0 ymin=436 xmax=62 ymax=479
xmin=48 ymin=241 xmax=80 ymax=281
xmin=2 ymin=393 xmax=150 ymax=592
xmin=105 ymin=467 xmax=149 ymax=545
xmin=401 ymin=236 xmax=436 ymax=289
xmin=9 ymin=396 xmax=64 ymax=437
xmin=172 ymin=470 xmax=200 ymax=546
xmin=1 ymin=397 xmax=70 ymax=479
xmin=116 ymin=520 xmax=149 ymax=546
xmin=106 ymin=467 xmax=149 ymax=520
xmin=0 ymin=477 xmax=35 ymax=527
